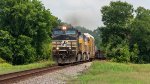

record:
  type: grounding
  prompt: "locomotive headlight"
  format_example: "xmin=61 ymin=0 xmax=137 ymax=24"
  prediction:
xmin=56 ymin=47 xmax=59 ymax=50
xmin=62 ymin=26 xmax=67 ymax=30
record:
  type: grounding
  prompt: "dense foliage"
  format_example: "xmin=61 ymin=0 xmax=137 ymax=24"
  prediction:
xmin=93 ymin=27 xmax=102 ymax=49
xmin=0 ymin=0 xmax=58 ymax=65
xmin=131 ymin=7 xmax=150 ymax=63
xmin=99 ymin=1 xmax=150 ymax=63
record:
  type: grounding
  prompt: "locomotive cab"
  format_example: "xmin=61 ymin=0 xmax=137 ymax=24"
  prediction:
xmin=52 ymin=26 xmax=80 ymax=64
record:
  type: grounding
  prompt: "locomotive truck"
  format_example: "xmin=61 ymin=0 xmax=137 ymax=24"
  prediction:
xmin=52 ymin=26 xmax=95 ymax=64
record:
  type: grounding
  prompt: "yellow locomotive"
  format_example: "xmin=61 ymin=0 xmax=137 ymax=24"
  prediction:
xmin=52 ymin=26 xmax=95 ymax=64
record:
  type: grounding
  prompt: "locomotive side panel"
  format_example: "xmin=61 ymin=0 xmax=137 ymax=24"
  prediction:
xmin=83 ymin=33 xmax=95 ymax=60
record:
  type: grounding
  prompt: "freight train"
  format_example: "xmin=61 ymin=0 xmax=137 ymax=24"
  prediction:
xmin=52 ymin=26 xmax=95 ymax=64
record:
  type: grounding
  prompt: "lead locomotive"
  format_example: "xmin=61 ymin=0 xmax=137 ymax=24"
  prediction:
xmin=52 ymin=26 xmax=95 ymax=64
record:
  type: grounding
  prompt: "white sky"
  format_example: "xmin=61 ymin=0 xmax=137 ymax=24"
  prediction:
xmin=40 ymin=0 xmax=150 ymax=30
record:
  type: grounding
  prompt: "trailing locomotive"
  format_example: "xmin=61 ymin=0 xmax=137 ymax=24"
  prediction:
xmin=52 ymin=26 xmax=95 ymax=64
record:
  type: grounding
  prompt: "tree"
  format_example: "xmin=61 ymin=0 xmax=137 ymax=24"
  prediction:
xmin=101 ymin=1 xmax=134 ymax=45
xmin=0 ymin=0 xmax=58 ymax=64
xmin=13 ymin=35 xmax=36 ymax=65
xmin=100 ymin=1 xmax=138 ymax=63
xmin=0 ymin=30 xmax=14 ymax=63
xmin=101 ymin=1 xmax=134 ymax=28
xmin=75 ymin=26 xmax=94 ymax=36
xmin=131 ymin=7 xmax=150 ymax=63
xmin=93 ymin=27 xmax=102 ymax=49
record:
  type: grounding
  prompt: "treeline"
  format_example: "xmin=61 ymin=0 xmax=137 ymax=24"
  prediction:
xmin=75 ymin=26 xmax=94 ymax=36
xmin=99 ymin=1 xmax=150 ymax=63
xmin=0 ymin=0 xmax=58 ymax=65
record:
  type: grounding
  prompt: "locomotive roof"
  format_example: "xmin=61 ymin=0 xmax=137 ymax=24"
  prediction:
xmin=53 ymin=27 xmax=77 ymax=31
xmin=83 ymin=33 xmax=94 ymax=39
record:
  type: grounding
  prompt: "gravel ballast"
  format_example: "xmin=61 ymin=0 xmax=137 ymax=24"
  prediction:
xmin=14 ymin=62 xmax=92 ymax=84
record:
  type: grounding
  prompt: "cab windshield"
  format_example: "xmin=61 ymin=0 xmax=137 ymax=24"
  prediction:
xmin=66 ymin=30 xmax=76 ymax=35
xmin=53 ymin=30 xmax=63 ymax=35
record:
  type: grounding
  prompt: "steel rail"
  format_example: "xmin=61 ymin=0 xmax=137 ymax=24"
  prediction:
xmin=0 ymin=61 xmax=89 ymax=84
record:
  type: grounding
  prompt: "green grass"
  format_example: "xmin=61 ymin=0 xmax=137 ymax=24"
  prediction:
xmin=0 ymin=58 xmax=6 ymax=63
xmin=0 ymin=60 xmax=55 ymax=75
xmin=71 ymin=61 xmax=150 ymax=84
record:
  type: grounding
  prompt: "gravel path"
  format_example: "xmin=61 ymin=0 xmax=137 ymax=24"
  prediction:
xmin=14 ymin=62 xmax=92 ymax=84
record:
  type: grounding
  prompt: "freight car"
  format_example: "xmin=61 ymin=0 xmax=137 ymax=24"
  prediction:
xmin=52 ymin=26 xmax=95 ymax=64
xmin=95 ymin=50 xmax=106 ymax=60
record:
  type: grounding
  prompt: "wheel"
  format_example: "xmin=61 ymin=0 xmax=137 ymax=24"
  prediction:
xmin=83 ymin=53 xmax=86 ymax=61
xmin=86 ymin=54 xmax=90 ymax=61
xmin=77 ymin=53 xmax=82 ymax=62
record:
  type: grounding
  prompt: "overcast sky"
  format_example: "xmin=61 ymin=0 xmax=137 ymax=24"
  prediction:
xmin=40 ymin=0 xmax=150 ymax=30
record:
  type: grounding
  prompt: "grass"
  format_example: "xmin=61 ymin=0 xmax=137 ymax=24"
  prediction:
xmin=70 ymin=61 xmax=150 ymax=84
xmin=0 ymin=60 xmax=55 ymax=75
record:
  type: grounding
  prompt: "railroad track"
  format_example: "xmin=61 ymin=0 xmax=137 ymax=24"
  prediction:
xmin=0 ymin=61 xmax=88 ymax=84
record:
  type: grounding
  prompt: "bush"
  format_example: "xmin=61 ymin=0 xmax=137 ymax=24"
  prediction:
xmin=12 ymin=35 xmax=36 ymax=65
xmin=105 ymin=40 xmax=139 ymax=63
xmin=0 ymin=30 xmax=14 ymax=63
xmin=130 ymin=44 xmax=139 ymax=63
xmin=105 ymin=41 xmax=130 ymax=63
xmin=0 ymin=47 xmax=13 ymax=63
xmin=0 ymin=0 xmax=58 ymax=65
xmin=113 ymin=44 xmax=131 ymax=63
